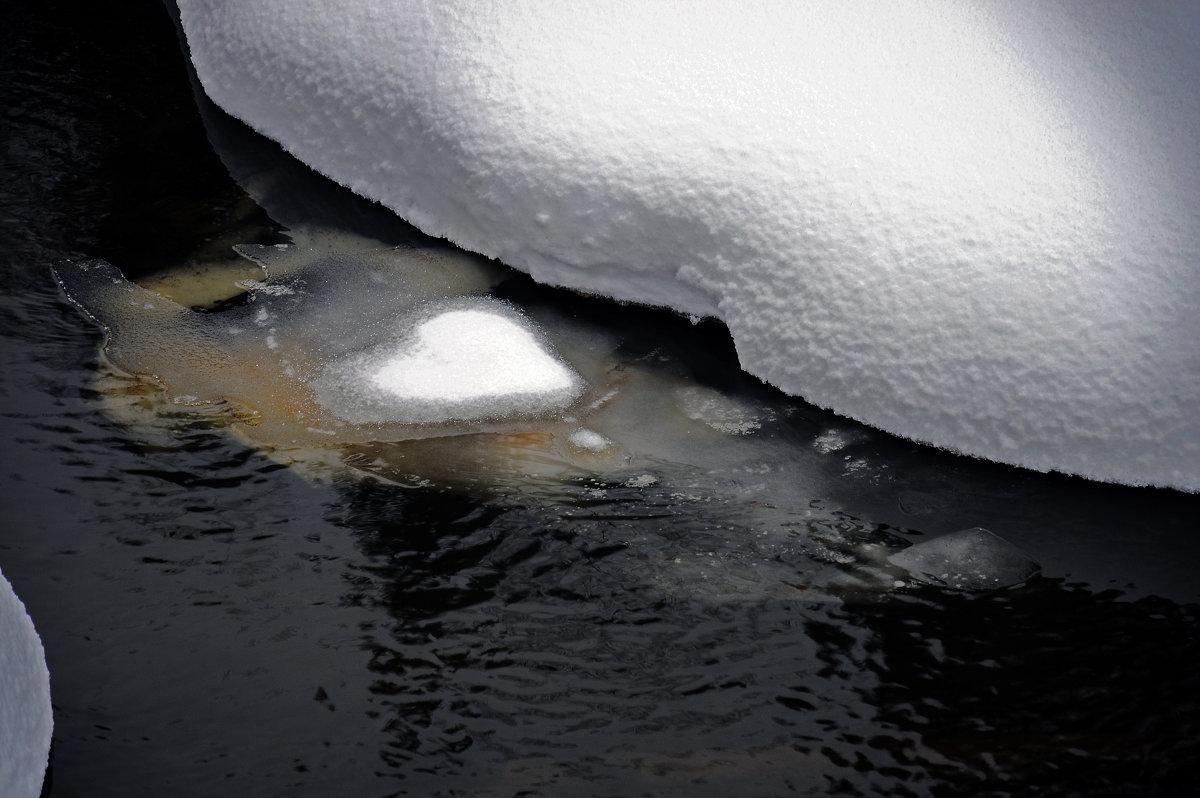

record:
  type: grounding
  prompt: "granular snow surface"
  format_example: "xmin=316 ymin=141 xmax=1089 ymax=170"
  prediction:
xmin=176 ymin=0 xmax=1200 ymax=491
xmin=313 ymin=299 xmax=585 ymax=425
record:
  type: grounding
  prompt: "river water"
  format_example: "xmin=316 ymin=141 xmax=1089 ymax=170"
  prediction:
xmin=3 ymin=2 xmax=1199 ymax=796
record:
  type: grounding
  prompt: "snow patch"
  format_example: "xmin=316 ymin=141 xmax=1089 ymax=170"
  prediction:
xmin=313 ymin=298 xmax=584 ymax=425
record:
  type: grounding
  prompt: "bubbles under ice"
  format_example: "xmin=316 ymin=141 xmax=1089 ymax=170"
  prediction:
xmin=676 ymin=386 xmax=766 ymax=435
xmin=0 ymin=567 xmax=52 ymax=798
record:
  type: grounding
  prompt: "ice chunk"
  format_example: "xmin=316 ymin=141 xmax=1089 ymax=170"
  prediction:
xmin=312 ymin=298 xmax=584 ymax=425
xmin=0 ymin=567 xmax=52 ymax=798
xmin=176 ymin=1 xmax=1200 ymax=491
xmin=888 ymin=527 xmax=1041 ymax=591
xmin=374 ymin=308 xmax=575 ymax=401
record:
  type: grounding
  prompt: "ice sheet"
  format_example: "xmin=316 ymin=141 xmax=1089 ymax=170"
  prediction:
xmin=175 ymin=1 xmax=1200 ymax=491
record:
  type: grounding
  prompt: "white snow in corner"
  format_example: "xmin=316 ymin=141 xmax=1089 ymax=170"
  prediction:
xmin=0 ymin=567 xmax=52 ymax=798
xmin=568 ymin=428 xmax=613 ymax=453
xmin=176 ymin=0 xmax=1200 ymax=490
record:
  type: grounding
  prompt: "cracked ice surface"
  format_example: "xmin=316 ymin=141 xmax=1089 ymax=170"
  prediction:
xmin=176 ymin=0 xmax=1200 ymax=490
xmin=888 ymin=528 xmax=1042 ymax=592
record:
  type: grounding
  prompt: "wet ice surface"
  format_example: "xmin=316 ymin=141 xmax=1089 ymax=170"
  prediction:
xmin=49 ymin=246 xmax=851 ymax=607
xmin=6 ymin=7 xmax=1200 ymax=796
xmin=888 ymin=527 xmax=1041 ymax=591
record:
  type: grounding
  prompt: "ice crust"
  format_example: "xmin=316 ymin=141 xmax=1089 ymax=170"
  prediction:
xmin=176 ymin=1 xmax=1200 ymax=490
xmin=0 ymin=567 xmax=52 ymax=798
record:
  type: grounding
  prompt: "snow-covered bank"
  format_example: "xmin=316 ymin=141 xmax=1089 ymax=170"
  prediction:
xmin=175 ymin=1 xmax=1200 ymax=491
xmin=0 ymin=567 xmax=52 ymax=798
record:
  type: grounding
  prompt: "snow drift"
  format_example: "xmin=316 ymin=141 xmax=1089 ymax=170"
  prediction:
xmin=174 ymin=0 xmax=1200 ymax=491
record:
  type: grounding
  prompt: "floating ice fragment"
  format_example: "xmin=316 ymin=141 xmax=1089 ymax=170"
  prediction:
xmin=888 ymin=527 xmax=1041 ymax=591
xmin=312 ymin=298 xmax=584 ymax=425
xmin=0 ymin=567 xmax=52 ymax=798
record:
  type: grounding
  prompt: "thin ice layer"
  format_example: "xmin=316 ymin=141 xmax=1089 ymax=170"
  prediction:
xmin=51 ymin=246 xmax=582 ymax=445
xmin=0 ymin=568 xmax=52 ymax=798
xmin=176 ymin=1 xmax=1200 ymax=490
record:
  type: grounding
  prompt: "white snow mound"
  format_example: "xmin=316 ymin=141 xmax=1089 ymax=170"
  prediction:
xmin=371 ymin=309 xmax=577 ymax=403
xmin=1 ymin=567 xmax=52 ymax=798
xmin=175 ymin=0 xmax=1200 ymax=491
xmin=312 ymin=298 xmax=585 ymax=425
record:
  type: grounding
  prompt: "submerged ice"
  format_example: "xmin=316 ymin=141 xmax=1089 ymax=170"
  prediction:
xmin=176 ymin=0 xmax=1200 ymax=491
xmin=887 ymin=527 xmax=1041 ymax=592
xmin=0 ymin=567 xmax=52 ymax=798
xmin=52 ymin=244 xmax=584 ymax=446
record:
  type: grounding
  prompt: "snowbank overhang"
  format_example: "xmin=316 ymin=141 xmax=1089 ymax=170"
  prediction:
xmin=174 ymin=0 xmax=1200 ymax=491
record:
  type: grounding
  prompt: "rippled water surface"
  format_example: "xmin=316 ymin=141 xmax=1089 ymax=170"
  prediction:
xmin=3 ymin=3 xmax=1199 ymax=796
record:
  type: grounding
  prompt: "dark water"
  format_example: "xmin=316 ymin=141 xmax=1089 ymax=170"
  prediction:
xmin=3 ymin=2 xmax=1199 ymax=796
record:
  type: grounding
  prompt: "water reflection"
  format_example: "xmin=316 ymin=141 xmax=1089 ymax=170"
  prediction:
xmin=328 ymin=476 xmax=1200 ymax=795
xmin=334 ymin=479 xmax=851 ymax=794
xmin=849 ymin=584 xmax=1200 ymax=796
